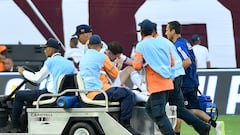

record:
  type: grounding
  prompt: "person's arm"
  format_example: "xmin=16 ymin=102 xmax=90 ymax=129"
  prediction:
xmin=114 ymin=58 xmax=124 ymax=70
xmin=195 ymin=58 xmax=198 ymax=68
xmin=120 ymin=54 xmax=133 ymax=66
xmin=132 ymin=51 xmax=143 ymax=71
xmin=114 ymin=54 xmax=133 ymax=70
xmin=182 ymin=58 xmax=192 ymax=69
xmin=18 ymin=65 xmax=49 ymax=83
xmin=206 ymin=48 xmax=211 ymax=68
xmin=169 ymin=50 xmax=175 ymax=67
xmin=176 ymin=46 xmax=192 ymax=69
xmin=103 ymin=56 xmax=119 ymax=79
xmin=207 ymin=61 xmax=211 ymax=69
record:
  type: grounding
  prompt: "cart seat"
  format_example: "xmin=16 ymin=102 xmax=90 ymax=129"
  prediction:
xmin=32 ymin=74 xmax=77 ymax=106
xmin=74 ymin=74 xmax=119 ymax=107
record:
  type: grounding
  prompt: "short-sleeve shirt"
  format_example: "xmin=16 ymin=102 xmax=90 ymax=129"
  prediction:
xmin=44 ymin=55 xmax=76 ymax=93
xmin=174 ymin=37 xmax=199 ymax=89
xmin=192 ymin=45 xmax=210 ymax=68
xmin=156 ymin=36 xmax=185 ymax=78
xmin=133 ymin=36 xmax=174 ymax=93
xmin=79 ymin=49 xmax=106 ymax=91
xmin=79 ymin=49 xmax=118 ymax=99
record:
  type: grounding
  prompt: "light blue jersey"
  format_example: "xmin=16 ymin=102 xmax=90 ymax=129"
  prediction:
xmin=79 ymin=49 xmax=106 ymax=92
xmin=136 ymin=37 xmax=173 ymax=78
xmin=45 ymin=54 xmax=76 ymax=94
xmin=156 ymin=36 xmax=185 ymax=78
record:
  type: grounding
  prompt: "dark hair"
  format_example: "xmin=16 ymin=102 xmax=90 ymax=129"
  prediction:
xmin=108 ymin=41 xmax=123 ymax=55
xmin=168 ymin=21 xmax=181 ymax=34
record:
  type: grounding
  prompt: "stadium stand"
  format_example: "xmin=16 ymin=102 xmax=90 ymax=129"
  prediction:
xmin=5 ymin=45 xmax=45 ymax=72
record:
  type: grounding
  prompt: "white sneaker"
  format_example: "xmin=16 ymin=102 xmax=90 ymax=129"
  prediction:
xmin=215 ymin=121 xmax=225 ymax=135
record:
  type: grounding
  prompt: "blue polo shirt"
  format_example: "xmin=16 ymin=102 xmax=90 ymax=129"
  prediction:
xmin=156 ymin=36 xmax=185 ymax=79
xmin=136 ymin=37 xmax=173 ymax=78
xmin=174 ymin=37 xmax=199 ymax=89
xmin=79 ymin=49 xmax=105 ymax=92
xmin=45 ymin=54 xmax=76 ymax=94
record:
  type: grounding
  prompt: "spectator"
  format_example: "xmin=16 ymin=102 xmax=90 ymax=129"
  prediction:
xmin=191 ymin=34 xmax=211 ymax=68
xmin=0 ymin=45 xmax=13 ymax=72
xmin=1 ymin=38 xmax=76 ymax=133
xmin=64 ymin=36 xmax=83 ymax=70
xmin=72 ymin=24 xmax=107 ymax=53
xmin=132 ymin=19 xmax=175 ymax=135
xmin=165 ymin=20 xmax=221 ymax=135
xmin=79 ymin=34 xmax=140 ymax=135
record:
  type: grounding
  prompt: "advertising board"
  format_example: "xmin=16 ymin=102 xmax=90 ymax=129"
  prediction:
xmin=0 ymin=69 xmax=239 ymax=114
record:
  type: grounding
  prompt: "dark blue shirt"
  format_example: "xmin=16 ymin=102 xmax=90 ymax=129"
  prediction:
xmin=174 ymin=37 xmax=199 ymax=90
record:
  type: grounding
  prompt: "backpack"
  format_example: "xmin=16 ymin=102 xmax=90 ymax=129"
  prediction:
xmin=197 ymin=90 xmax=218 ymax=121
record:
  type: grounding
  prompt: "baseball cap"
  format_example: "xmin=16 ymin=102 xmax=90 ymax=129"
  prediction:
xmin=192 ymin=34 xmax=201 ymax=43
xmin=89 ymin=34 xmax=102 ymax=45
xmin=72 ymin=24 xmax=92 ymax=36
xmin=41 ymin=38 xmax=60 ymax=49
xmin=138 ymin=19 xmax=155 ymax=34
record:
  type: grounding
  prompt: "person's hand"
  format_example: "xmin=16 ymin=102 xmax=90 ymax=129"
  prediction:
xmin=17 ymin=66 xmax=25 ymax=74
xmin=115 ymin=58 xmax=123 ymax=70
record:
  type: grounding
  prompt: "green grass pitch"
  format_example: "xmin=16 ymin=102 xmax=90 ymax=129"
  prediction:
xmin=181 ymin=115 xmax=239 ymax=135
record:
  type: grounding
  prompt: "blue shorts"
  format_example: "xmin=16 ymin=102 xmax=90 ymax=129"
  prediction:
xmin=181 ymin=87 xmax=200 ymax=109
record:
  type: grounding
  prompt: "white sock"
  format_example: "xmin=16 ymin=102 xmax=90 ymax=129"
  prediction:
xmin=132 ymin=90 xmax=148 ymax=102
xmin=130 ymin=71 xmax=147 ymax=92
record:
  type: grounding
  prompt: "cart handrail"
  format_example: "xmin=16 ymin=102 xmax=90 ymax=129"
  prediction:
xmin=74 ymin=74 xmax=119 ymax=108
xmin=34 ymin=88 xmax=118 ymax=109
xmin=34 ymin=89 xmax=80 ymax=109
xmin=34 ymin=73 xmax=119 ymax=109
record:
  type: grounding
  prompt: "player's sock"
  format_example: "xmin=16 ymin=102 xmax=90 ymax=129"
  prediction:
xmin=130 ymin=71 xmax=147 ymax=92
xmin=208 ymin=118 xmax=216 ymax=128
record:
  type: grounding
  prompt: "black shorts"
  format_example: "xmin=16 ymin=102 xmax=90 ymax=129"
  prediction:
xmin=182 ymin=87 xmax=200 ymax=109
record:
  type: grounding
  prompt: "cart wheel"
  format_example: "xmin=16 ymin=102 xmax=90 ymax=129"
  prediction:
xmin=69 ymin=122 xmax=96 ymax=135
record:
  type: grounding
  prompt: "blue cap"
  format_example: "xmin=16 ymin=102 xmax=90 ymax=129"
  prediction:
xmin=192 ymin=34 xmax=201 ymax=43
xmin=72 ymin=24 xmax=92 ymax=36
xmin=138 ymin=19 xmax=155 ymax=34
xmin=41 ymin=38 xmax=60 ymax=49
xmin=89 ymin=34 xmax=102 ymax=45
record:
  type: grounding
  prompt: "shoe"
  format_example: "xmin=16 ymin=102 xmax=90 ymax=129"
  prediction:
xmin=120 ymin=120 xmax=141 ymax=135
xmin=0 ymin=123 xmax=22 ymax=133
xmin=0 ymin=124 xmax=11 ymax=133
xmin=124 ymin=124 xmax=141 ymax=135
xmin=215 ymin=121 xmax=225 ymax=135
xmin=8 ymin=127 xmax=23 ymax=133
xmin=199 ymin=124 xmax=211 ymax=135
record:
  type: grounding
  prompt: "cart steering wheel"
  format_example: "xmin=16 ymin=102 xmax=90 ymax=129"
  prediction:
xmin=1 ymin=66 xmax=38 ymax=103
xmin=20 ymin=66 xmax=38 ymax=86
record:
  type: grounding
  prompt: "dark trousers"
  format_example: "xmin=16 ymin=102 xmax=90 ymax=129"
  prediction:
xmin=12 ymin=89 xmax=49 ymax=128
xmin=94 ymin=87 xmax=136 ymax=122
xmin=168 ymin=76 xmax=207 ymax=134
xmin=145 ymin=91 xmax=175 ymax=135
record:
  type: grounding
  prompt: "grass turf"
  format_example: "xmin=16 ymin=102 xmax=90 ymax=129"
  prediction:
xmin=180 ymin=115 xmax=239 ymax=135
